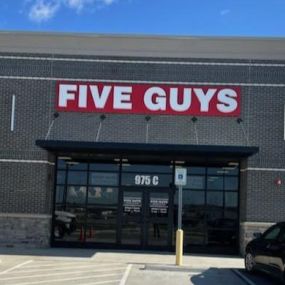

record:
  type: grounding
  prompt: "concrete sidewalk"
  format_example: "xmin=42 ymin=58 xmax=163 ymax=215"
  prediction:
xmin=0 ymin=247 xmax=244 ymax=270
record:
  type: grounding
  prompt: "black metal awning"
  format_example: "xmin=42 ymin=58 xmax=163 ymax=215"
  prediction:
xmin=36 ymin=140 xmax=258 ymax=164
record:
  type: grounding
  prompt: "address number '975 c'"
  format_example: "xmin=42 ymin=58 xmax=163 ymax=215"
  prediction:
xmin=135 ymin=175 xmax=159 ymax=186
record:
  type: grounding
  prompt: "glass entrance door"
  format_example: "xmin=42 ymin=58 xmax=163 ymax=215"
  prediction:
xmin=121 ymin=187 xmax=172 ymax=249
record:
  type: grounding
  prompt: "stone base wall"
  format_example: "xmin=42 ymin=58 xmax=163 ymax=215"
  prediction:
xmin=240 ymin=222 xmax=274 ymax=255
xmin=0 ymin=214 xmax=52 ymax=248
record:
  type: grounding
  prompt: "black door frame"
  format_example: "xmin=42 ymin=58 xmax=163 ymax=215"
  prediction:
xmin=119 ymin=186 xmax=173 ymax=250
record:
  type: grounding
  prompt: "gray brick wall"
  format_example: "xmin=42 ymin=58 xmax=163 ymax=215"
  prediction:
xmin=0 ymin=50 xmax=285 ymax=249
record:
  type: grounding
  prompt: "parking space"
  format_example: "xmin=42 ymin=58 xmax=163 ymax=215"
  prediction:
xmin=0 ymin=258 xmax=131 ymax=285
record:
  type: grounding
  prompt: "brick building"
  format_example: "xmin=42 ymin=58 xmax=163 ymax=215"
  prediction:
xmin=0 ymin=32 xmax=285 ymax=255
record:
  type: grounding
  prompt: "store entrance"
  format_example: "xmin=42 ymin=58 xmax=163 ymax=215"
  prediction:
xmin=121 ymin=187 xmax=173 ymax=249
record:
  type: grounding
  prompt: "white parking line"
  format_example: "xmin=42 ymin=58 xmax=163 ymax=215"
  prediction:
xmin=5 ymin=272 xmax=124 ymax=285
xmin=73 ymin=280 xmax=121 ymax=285
xmin=22 ymin=262 xmax=121 ymax=269
xmin=232 ymin=269 xmax=257 ymax=285
xmin=13 ymin=263 xmax=125 ymax=274
xmin=119 ymin=264 xmax=132 ymax=285
xmin=0 ymin=267 xmax=126 ymax=280
xmin=0 ymin=260 xmax=33 ymax=275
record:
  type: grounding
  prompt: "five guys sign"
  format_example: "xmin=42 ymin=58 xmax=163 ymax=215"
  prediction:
xmin=56 ymin=82 xmax=241 ymax=116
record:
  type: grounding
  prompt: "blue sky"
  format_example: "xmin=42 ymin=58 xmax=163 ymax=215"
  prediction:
xmin=0 ymin=0 xmax=284 ymax=37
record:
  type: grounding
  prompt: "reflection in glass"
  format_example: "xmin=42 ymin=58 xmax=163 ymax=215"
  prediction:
xmin=207 ymin=192 xmax=223 ymax=207
xmin=224 ymin=177 xmax=238 ymax=191
xmin=67 ymin=162 xmax=88 ymax=170
xmin=57 ymin=171 xmax=66 ymax=184
xmin=66 ymin=186 xmax=86 ymax=205
xmin=88 ymin=187 xmax=118 ymax=204
xmin=67 ymin=171 xmax=87 ymax=185
xmin=121 ymin=223 xmax=141 ymax=245
xmin=186 ymin=176 xmax=205 ymax=189
xmin=89 ymin=172 xmax=118 ymax=186
xmin=122 ymin=164 xmax=172 ymax=173
xmin=225 ymin=192 xmax=238 ymax=208
xmin=186 ymin=167 xmax=206 ymax=175
xmin=207 ymin=176 xmax=223 ymax=190
xmin=86 ymin=206 xmax=117 ymax=243
xmin=53 ymin=207 xmax=85 ymax=242
xmin=89 ymin=163 xmax=119 ymax=171
xmin=55 ymin=186 xmax=64 ymax=203
xmin=148 ymin=223 xmax=168 ymax=246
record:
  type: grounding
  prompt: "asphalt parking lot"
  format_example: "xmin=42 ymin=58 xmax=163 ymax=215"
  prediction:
xmin=0 ymin=248 xmax=282 ymax=285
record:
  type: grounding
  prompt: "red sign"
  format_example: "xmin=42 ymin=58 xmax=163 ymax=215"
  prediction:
xmin=56 ymin=81 xmax=241 ymax=116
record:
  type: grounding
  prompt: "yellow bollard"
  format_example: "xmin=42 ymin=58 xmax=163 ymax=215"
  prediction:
xmin=175 ymin=229 xmax=184 ymax=266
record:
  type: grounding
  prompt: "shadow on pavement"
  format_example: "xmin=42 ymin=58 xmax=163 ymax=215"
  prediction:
xmin=0 ymin=247 xmax=175 ymax=259
xmin=190 ymin=267 xmax=244 ymax=285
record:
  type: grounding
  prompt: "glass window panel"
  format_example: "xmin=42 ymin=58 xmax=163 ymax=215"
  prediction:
xmin=186 ymin=167 xmax=206 ymax=175
xmin=149 ymin=192 xmax=168 ymax=218
xmin=55 ymin=186 xmax=65 ymax=203
xmin=67 ymin=162 xmax=88 ymax=170
xmin=148 ymin=223 xmax=168 ymax=246
xmin=53 ymin=207 xmax=85 ymax=242
xmin=263 ymin=226 xmax=281 ymax=240
xmin=123 ymin=191 xmax=142 ymax=217
xmin=89 ymin=163 xmax=119 ymax=171
xmin=207 ymin=176 xmax=223 ymax=190
xmin=186 ymin=175 xmax=205 ymax=190
xmin=224 ymin=166 xmax=239 ymax=176
xmin=122 ymin=164 xmax=172 ymax=173
xmin=121 ymin=223 xmax=141 ymax=245
xmin=67 ymin=171 xmax=87 ymax=185
xmin=175 ymin=190 xmax=204 ymax=206
xmin=207 ymin=192 xmax=223 ymax=207
xmin=89 ymin=172 xmax=118 ymax=186
xmin=225 ymin=177 xmax=239 ymax=191
xmin=208 ymin=167 xmax=225 ymax=175
xmin=66 ymin=186 xmax=86 ymax=205
xmin=57 ymin=171 xmax=66 ymax=184
xmin=225 ymin=192 xmax=238 ymax=208
xmin=88 ymin=187 xmax=118 ymax=205
xmin=57 ymin=159 xmax=67 ymax=169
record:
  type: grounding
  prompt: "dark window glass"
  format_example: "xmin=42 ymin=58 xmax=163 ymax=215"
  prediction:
xmin=88 ymin=187 xmax=118 ymax=205
xmin=66 ymin=186 xmax=86 ymax=205
xmin=175 ymin=190 xmax=204 ymax=206
xmin=186 ymin=167 xmax=206 ymax=175
xmin=54 ymin=207 xmax=85 ymax=242
xmin=122 ymin=164 xmax=172 ymax=173
xmin=149 ymin=192 xmax=168 ymax=218
xmin=89 ymin=163 xmax=119 ymax=171
xmin=67 ymin=171 xmax=87 ymax=185
xmin=225 ymin=193 xmax=238 ymax=208
xmin=86 ymin=205 xmax=117 ymax=243
xmin=263 ymin=226 xmax=281 ymax=240
xmin=57 ymin=159 xmax=67 ymax=169
xmin=89 ymin=172 xmax=118 ymax=186
xmin=224 ymin=166 xmax=239 ymax=176
xmin=57 ymin=171 xmax=66 ymax=184
xmin=208 ymin=168 xmax=225 ymax=175
xmin=207 ymin=176 xmax=223 ymax=190
xmin=207 ymin=192 xmax=223 ymax=207
xmin=67 ymin=162 xmax=88 ymax=171
xmin=225 ymin=177 xmax=239 ymax=191
xmin=55 ymin=186 xmax=65 ymax=203
xmin=186 ymin=175 xmax=205 ymax=190
xmin=123 ymin=191 xmax=142 ymax=217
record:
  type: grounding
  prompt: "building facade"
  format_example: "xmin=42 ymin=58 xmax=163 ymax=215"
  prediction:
xmin=0 ymin=32 xmax=285 ymax=255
